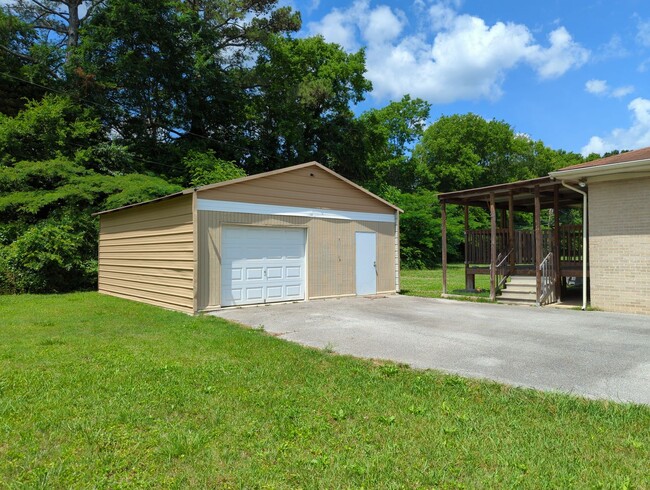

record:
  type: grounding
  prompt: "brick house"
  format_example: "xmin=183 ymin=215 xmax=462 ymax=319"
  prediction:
xmin=438 ymin=147 xmax=650 ymax=315
xmin=550 ymin=148 xmax=650 ymax=315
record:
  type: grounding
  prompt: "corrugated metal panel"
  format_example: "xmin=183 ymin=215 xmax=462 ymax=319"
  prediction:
xmin=198 ymin=166 xmax=395 ymax=214
xmin=98 ymin=195 xmax=194 ymax=314
xmin=196 ymin=211 xmax=397 ymax=310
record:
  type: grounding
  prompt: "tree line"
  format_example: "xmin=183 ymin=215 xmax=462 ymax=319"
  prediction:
xmin=0 ymin=0 xmax=612 ymax=293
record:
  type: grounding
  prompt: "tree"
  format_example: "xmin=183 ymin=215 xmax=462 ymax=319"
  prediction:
xmin=413 ymin=114 xmax=517 ymax=192
xmin=413 ymin=113 xmax=583 ymax=193
xmin=0 ymin=8 xmax=57 ymax=115
xmin=77 ymin=0 xmax=301 ymax=174
xmin=360 ymin=95 xmax=430 ymax=192
xmin=245 ymin=35 xmax=371 ymax=178
xmin=182 ymin=150 xmax=246 ymax=187
xmin=0 ymin=95 xmax=181 ymax=293
xmin=9 ymin=0 xmax=105 ymax=66
xmin=0 ymin=157 xmax=181 ymax=293
xmin=0 ymin=94 xmax=101 ymax=165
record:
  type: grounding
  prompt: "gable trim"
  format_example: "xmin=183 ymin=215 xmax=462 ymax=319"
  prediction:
xmin=197 ymin=199 xmax=396 ymax=223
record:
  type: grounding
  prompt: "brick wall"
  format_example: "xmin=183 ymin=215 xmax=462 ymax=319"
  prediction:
xmin=589 ymin=177 xmax=650 ymax=314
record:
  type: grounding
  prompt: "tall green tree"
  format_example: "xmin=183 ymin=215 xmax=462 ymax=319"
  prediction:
xmin=360 ymin=95 xmax=430 ymax=192
xmin=182 ymin=150 xmax=245 ymax=187
xmin=0 ymin=95 xmax=181 ymax=293
xmin=10 ymin=0 xmax=104 ymax=64
xmin=412 ymin=114 xmax=515 ymax=192
xmin=0 ymin=157 xmax=180 ymax=293
xmin=245 ymin=35 xmax=371 ymax=178
xmin=0 ymin=8 xmax=57 ymax=115
xmin=413 ymin=113 xmax=584 ymax=193
xmin=0 ymin=94 xmax=101 ymax=164
xmin=77 ymin=0 xmax=301 ymax=174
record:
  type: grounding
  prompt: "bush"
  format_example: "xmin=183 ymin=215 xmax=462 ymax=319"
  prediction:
xmin=0 ymin=218 xmax=97 ymax=294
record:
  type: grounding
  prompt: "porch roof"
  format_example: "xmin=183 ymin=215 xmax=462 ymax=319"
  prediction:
xmin=437 ymin=176 xmax=583 ymax=212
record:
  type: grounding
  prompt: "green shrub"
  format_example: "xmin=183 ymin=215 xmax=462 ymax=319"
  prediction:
xmin=0 ymin=218 xmax=97 ymax=294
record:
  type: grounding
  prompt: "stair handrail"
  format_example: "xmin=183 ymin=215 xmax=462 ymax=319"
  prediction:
xmin=538 ymin=251 xmax=555 ymax=306
xmin=495 ymin=248 xmax=514 ymax=290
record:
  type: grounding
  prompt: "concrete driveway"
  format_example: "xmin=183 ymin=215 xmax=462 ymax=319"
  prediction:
xmin=211 ymin=295 xmax=650 ymax=405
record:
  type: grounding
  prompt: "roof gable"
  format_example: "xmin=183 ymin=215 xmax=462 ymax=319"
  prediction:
xmin=196 ymin=162 xmax=401 ymax=214
xmin=95 ymin=162 xmax=401 ymax=216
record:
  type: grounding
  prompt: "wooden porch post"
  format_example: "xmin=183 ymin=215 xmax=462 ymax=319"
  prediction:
xmin=489 ymin=192 xmax=497 ymax=301
xmin=553 ymin=186 xmax=561 ymax=301
xmin=441 ymin=201 xmax=447 ymax=295
xmin=508 ymin=191 xmax=515 ymax=273
xmin=464 ymin=205 xmax=473 ymax=290
xmin=534 ymin=186 xmax=542 ymax=305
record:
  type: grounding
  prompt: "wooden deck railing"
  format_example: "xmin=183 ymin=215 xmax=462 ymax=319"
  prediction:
xmin=559 ymin=224 xmax=582 ymax=262
xmin=466 ymin=225 xmax=582 ymax=265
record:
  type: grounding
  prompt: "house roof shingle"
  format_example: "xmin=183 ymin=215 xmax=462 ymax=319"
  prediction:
xmin=556 ymin=146 xmax=650 ymax=172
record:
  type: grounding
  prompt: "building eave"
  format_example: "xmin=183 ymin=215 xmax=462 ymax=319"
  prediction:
xmin=550 ymin=159 xmax=650 ymax=180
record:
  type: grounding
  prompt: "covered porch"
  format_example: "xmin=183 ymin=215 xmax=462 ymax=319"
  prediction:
xmin=438 ymin=176 xmax=587 ymax=306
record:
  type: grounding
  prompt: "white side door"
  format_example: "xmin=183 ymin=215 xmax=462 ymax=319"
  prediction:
xmin=355 ymin=231 xmax=377 ymax=295
xmin=221 ymin=226 xmax=306 ymax=306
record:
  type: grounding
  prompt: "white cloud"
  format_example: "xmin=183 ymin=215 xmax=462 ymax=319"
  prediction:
xmin=611 ymin=85 xmax=635 ymax=98
xmin=361 ymin=5 xmax=406 ymax=44
xmin=428 ymin=3 xmax=457 ymax=30
xmin=308 ymin=8 xmax=359 ymax=51
xmin=584 ymin=79 xmax=634 ymax=98
xmin=308 ymin=1 xmax=589 ymax=103
xmin=639 ymin=57 xmax=650 ymax=72
xmin=595 ymin=34 xmax=629 ymax=60
xmin=581 ymin=97 xmax=650 ymax=155
xmin=585 ymin=79 xmax=609 ymax=95
xmin=526 ymin=27 xmax=590 ymax=79
xmin=636 ymin=17 xmax=650 ymax=47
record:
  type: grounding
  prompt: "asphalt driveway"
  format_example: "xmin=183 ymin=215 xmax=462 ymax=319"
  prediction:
xmin=211 ymin=295 xmax=650 ymax=405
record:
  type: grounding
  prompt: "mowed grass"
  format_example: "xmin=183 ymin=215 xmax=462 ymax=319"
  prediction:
xmin=401 ymin=264 xmax=491 ymax=299
xmin=1 ymin=293 xmax=649 ymax=488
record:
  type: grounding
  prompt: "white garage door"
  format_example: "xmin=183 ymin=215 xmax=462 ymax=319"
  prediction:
xmin=221 ymin=226 xmax=306 ymax=307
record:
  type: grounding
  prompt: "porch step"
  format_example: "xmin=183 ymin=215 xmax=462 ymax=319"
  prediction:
xmin=499 ymin=275 xmax=537 ymax=305
xmin=508 ymin=276 xmax=537 ymax=285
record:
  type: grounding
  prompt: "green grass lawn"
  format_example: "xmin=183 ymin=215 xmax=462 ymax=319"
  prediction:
xmin=401 ymin=264 xmax=491 ymax=299
xmin=1 ymin=293 xmax=648 ymax=488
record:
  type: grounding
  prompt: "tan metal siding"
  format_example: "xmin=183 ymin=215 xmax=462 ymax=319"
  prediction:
xmin=196 ymin=211 xmax=397 ymax=310
xmin=197 ymin=166 xmax=394 ymax=214
xmin=98 ymin=195 xmax=195 ymax=314
xmin=589 ymin=177 xmax=650 ymax=315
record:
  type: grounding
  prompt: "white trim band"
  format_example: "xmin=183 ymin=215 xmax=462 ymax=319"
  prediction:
xmin=197 ymin=199 xmax=395 ymax=223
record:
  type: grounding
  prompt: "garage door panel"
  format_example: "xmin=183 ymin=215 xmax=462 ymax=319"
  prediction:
xmin=286 ymin=266 xmax=301 ymax=278
xmin=267 ymin=267 xmax=283 ymax=279
xmin=285 ymin=285 xmax=302 ymax=298
xmin=245 ymin=287 xmax=263 ymax=300
xmin=266 ymin=285 xmax=283 ymax=299
xmin=221 ymin=226 xmax=306 ymax=306
xmin=246 ymin=267 xmax=264 ymax=280
xmin=230 ymin=267 xmax=243 ymax=281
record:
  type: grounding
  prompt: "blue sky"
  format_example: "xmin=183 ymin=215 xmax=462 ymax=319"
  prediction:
xmin=288 ymin=0 xmax=650 ymax=155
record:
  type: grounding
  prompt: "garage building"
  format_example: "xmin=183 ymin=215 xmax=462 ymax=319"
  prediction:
xmin=95 ymin=162 xmax=402 ymax=314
